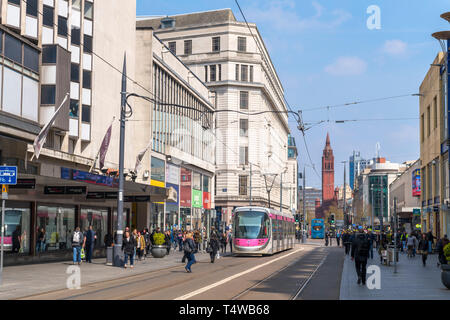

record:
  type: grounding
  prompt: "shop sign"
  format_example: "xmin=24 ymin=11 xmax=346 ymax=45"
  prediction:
xmin=203 ymin=192 xmax=211 ymax=209
xmin=86 ymin=192 xmax=105 ymax=200
xmin=166 ymin=183 xmax=179 ymax=205
xmin=61 ymin=167 xmax=118 ymax=188
xmin=192 ymin=189 xmax=202 ymax=208
xmin=412 ymin=169 xmax=421 ymax=197
xmin=9 ymin=179 xmax=36 ymax=189
xmin=44 ymin=186 xmax=86 ymax=195
xmin=166 ymin=164 xmax=180 ymax=185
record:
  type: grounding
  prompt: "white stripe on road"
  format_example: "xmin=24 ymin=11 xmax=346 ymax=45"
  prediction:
xmin=174 ymin=247 xmax=305 ymax=300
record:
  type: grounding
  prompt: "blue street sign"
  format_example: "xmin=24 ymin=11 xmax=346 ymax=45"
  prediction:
xmin=0 ymin=166 xmax=17 ymax=185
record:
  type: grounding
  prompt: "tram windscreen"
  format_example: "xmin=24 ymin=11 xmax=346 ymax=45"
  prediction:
xmin=235 ymin=211 xmax=269 ymax=239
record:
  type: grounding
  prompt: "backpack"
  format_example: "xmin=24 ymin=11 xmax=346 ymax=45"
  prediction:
xmin=73 ymin=231 xmax=81 ymax=244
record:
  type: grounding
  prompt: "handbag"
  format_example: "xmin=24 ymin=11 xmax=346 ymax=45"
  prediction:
xmin=81 ymin=248 xmax=86 ymax=259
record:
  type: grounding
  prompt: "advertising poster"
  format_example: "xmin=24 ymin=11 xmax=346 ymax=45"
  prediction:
xmin=412 ymin=169 xmax=421 ymax=197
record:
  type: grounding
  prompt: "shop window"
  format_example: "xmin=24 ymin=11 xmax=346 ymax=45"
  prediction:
xmin=0 ymin=202 xmax=31 ymax=254
xmin=81 ymin=208 xmax=108 ymax=248
xmin=193 ymin=172 xmax=201 ymax=190
xmin=36 ymin=205 xmax=75 ymax=251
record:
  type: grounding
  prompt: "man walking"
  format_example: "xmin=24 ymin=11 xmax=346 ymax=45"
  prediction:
xmin=426 ymin=229 xmax=435 ymax=254
xmin=367 ymin=229 xmax=375 ymax=259
xmin=351 ymin=226 xmax=371 ymax=285
xmin=84 ymin=225 xmax=96 ymax=263
xmin=336 ymin=230 xmax=341 ymax=247
xmin=72 ymin=227 xmax=84 ymax=265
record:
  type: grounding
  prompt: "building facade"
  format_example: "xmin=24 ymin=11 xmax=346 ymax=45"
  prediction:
xmin=389 ymin=160 xmax=421 ymax=233
xmin=322 ymin=133 xmax=334 ymax=202
xmin=349 ymin=151 xmax=370 ymax=190
xmin=419 ymin=51 xmax=449 ymax=238
xmin=137 ymin=9 xmax=295 ymax=224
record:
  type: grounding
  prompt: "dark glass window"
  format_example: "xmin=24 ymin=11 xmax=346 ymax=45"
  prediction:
xmin=240 ymin=91 xmax=249 ymax=109
xmin=43 ymin=5 xmax=54 ymax=27
xmin=168 ymin=41 xmax=176 ymax=55
xmin=83 ymin=70 xmax=91 ymax=89
xmin=26 ymin=0 xmax=38 ymax=17
xmin=84 ymin=1 xmax=93 ymax=20
xmin=42 ymin=45 xmax=57 ymax=64
xmin=0 ymin=30 xmax=3 ymax=54
xmin=71 ymin=63 xmax=80 ymax=82
xmin=82 ymin=105 xmax=91 ymax=123
xmin=71 ymin=27 xmax=80 ymax=45
xmin=238 ymin=37 xmax=247 ymax=52
xmin=8 ymin=0 xmax=21 ymax=5
xmin=23 ymin=45 xmax=39 ymax=73
xmin=212 ymin=37 xmax=220 ymax=52
xmin=184 ymin=40 xmax=192 ymax=55
xmin=4 ymin=34 xmax=22 ymax=64
xmin=69 ymin=99 xmax=79 ymax=118
xmin=209 ymin=65 xmax=216 ymax=82
xmin=41 ymin=85 xmax=56 ymax=105
xmin=84 ymin=35 xmax=92 ymax=53
xmin=58 ymin=16 xmax=68 ymax=37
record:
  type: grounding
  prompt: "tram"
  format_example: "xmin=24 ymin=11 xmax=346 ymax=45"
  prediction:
xmin=232 ymin=206 xmax=295 ymax=256
xmin=311 ymin=218 xmax=325 ymax=239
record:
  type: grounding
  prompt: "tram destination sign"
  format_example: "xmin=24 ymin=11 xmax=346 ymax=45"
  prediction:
xmin=0 ymin=166 xmax=17 ymax=185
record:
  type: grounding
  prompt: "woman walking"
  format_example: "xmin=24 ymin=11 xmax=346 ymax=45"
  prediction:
xmin=418 ymin=233 xmax=429 ymax=267
xmin=122 ymin=231 xmax=136 ymax=269
xmin=184 ymin=232 xmax=197 ymax=273
xmin=406 ymin=232 xmax=417 ymax=258
xmin=209 ymin=226 xmax=220 ymax=263
xmin=136 ymin=231 xmax=145 ymax=261
xmin=165 ymin=230 xmax=172 ymax=255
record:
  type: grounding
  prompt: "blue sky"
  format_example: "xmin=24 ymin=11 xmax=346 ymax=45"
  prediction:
xmin=137 ymin=0 xmax=450 ymax=188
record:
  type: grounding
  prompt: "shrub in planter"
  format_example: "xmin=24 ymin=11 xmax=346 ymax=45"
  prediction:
xmin=151 ymin=233 xmax=167 ymax=258
xmin=444 ymin=243 xmax=450 ymax=262
xmin=442 ymin=243 xmax=450 ymax=289
xmin=153 ymin=233 xmax=166 ymax=246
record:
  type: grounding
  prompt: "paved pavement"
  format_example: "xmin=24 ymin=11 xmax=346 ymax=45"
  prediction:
xmin=0 ymin=248 xmax=224 ymax=300
xmin=340 ymin=249 xmax=450 ymax=300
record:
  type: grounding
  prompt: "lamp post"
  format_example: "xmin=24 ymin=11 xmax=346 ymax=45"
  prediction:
xmin=342 ymin=161 xmax=347 ymax=227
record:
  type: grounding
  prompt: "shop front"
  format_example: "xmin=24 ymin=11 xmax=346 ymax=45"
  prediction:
xmin=165 ymin=163 xmax=180 ymax=230
xmin=180 ymin=167 xmax=192 ymax=231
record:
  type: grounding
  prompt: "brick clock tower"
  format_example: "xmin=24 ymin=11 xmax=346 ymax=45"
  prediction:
xmin=322 ymin=132 xmax=334 ymax=202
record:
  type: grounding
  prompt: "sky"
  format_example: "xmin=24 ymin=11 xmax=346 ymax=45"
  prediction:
xmin=136 ymin=0 xmax=450 ymax=189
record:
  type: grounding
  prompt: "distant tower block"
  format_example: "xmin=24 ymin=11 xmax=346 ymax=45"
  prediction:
xmin=322 ymin=132 xmax=335 ymax=202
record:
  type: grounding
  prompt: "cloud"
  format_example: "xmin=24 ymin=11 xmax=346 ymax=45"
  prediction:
xmin=244 ymin=1 xmax=352 ymax=33
xmin=382 ymin=40 xmax=408 ymax=56
xmin=324 ymin=56 xmax=367 ymax=76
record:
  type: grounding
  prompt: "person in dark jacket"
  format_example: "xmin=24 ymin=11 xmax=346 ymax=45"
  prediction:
xmin=220 ymin=232 xmax=228 ymax=253
xmin=426 ymin=230 xmax=435 ymax=254
xmin=164 ymin=230 xmax=171 ymax=255
xmin=84 ymin=225 xmax=96 ymax=263
xmin=12 ymin=226 xmax=21 ymax=253
xmin=351 ymin=228 xmax=370 ymax=285
xmin=122 ymin=231 xmax=136 ymax=268
xmin=436 ymin=235 xmax=449 ymax=266
xmin=324 ymin=232 xmax=329 ymax=246
xmin=418 ymin=233 xmax=429 ymax=266
xmin=104 ymin=233 xmax=113 ymax=248
xmin=342 ymin=231 xmax=351 ymax=255
xmin=209 ymin=226 xmax=220 ymax=263
xmin=184 ymin=232 xmax=197 ymax=273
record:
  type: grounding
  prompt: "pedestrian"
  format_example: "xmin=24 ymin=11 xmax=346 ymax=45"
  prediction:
xmin=143 ymin=228 xmax=151 ymax=257
xmin=227 ymin=229 xmax=233 ymax=253
xmin=401 ymin=231 xmax=407 ymax=252
xmin=426 ymin=229 xmax=435 ymax=254
xmin=181 ymin=232 xmax=189 ymax=263
xmin=418 ymin=233 xmax=429 ymax=267
xmin=406 ymin=232 xmax=418 ymax=258
xmin=71 ymin=227 xmax=84 ymax=265
xmin=104 ymin=232 xmax=113 ymax=248
xmin=84 ymin=225 xmax=96 ymax=263
xmin=36 ymin=227 xmax=46 ymax=253
xmin=209 ymin=226 xmax=220 ymax=263
xmin=12 ymin=226 xmax=21 ymax=253
xmin=122 ymin=231 xmax=136 ymax=269
xmin=329 ymin=231 xmax=333 ymax=246
xmin=336 ymin=230 xmax=341 ymax=247
xmin=136 ymin=231 xmax=145 ymax=261
xmin=351 ymin=226 xmax=370 ymax=285
xmin=184 ymin=232 xmax=197 ymax=273
xmin=367 ymin=229 xmax=375 ymax=259
xmin=436 ymin=235 xmax=449 ymax=266
xmin=177 ymin=229 xmax=184 ymax=252
xmin=220 ymin=231 xmax=227 ymax=253
xmin=378 ymin=232 xmax=388 ymax=263
xmin=194 ymin=229 xmax=202 ymax=252
xmin=325 ymin=231 xmax=329 ymax=246
xmin=342 ymin=231 xmax=350 ymax=255
xmin=165 ymin=230 xmax=172 ymax=255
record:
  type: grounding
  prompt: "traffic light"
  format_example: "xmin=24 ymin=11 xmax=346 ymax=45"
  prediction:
xmin=331 ymin=214 xmax=335 ymax=225
xmin=295 ymin=214 xmax=299 ymax=223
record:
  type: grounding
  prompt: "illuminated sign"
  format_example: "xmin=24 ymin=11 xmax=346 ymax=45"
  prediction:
xmin=412 ymin=169 xmax=421 ymax=197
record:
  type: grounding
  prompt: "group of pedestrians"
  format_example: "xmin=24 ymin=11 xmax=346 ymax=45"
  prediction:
xmin=339 ymin=225 xmax=450 ymax=286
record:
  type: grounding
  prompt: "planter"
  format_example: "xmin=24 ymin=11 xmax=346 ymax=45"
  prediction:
xmin=441 ymin=264 xmax=450 ymax=289
xmin=151 ymin=245 xmax=167 ymax=258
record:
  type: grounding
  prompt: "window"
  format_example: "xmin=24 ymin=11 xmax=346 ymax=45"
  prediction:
xmin=41 ymin=85 xmax=56 ymax=104
xmin=250 ymin=66 xmax=254 ymax=82
xmin=240 ymin=119 xmax=248 ymax=137
xmin=72 ymin=0 xmax=81 ymax=10
xmin=71 ymin=63 xmax=80 ymax=82
xmin=240 ymin=91 xmax=249 ymax=109
xmin=151 ymin=156 xmax=165 ymax=182
xmin=43 ymin=5 xmax=54 ymax=27
xmin=235 ymin=64 xmax=239 ymax=81
xmin=427 ymin=106 xmax=430 ymax=137
xmin=168 ymin=41 xmax=176 ymax=55
xmin=239 ymin=146 xmax=248 ymax=165
xmin=238 ymin=37 xmax=246 ymax=52
xmin=69 ymin=99 xmax=79 ymax=118
xmin=241 ymin=65 xmax=248 ymax=82
xmin=71 ymin=27 xmax=80 ymax=45
xmin=23 ymin=45 xmax=39 ymax=73
xmin=58 ymin=16 xmax=68 ymax=37
xmin=84 ymin=1 xmax=93 ymax=20
xmin=212 ymin=37 xmax=220 ymax=52
xmin=218 ymin=64 xmax=222 ymax=81
xmin=8 ymin=0 xmax=20 ymax=5
xmin=421 ymin=114 xmax=424 ymax=142
xmin=26 ymin=0 xmax=38 ymax=17
xmin=184 ymin=40 xmax=192 ymax=55
xmin=5 ymin=34 xmax=22 ymax=64
xmin=210 ymin=65 xmax=216 ymax=82
xmin=82 ymin=105 xmax=91 ymax=123
xmin=83 ymin=70 xmax=92 ymax=89
xmin=434 ymin=96 xmax=438 ymax=129
xmin=42 ymin=46 xmax=57 ymax=64
xmin=435 ymin=160 xmax=440 ymax=196
xmin=239 ymin=175 xmax=248 ymax=195
xmin=204 ymin=65 xmax=208 ymax=82
xmin=0 ymin=30 xmax=3 ymax=53
xmin=83 ymin=35 xmax=92 ymax=53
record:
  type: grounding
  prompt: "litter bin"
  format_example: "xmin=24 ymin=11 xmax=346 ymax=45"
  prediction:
xmin=387 ymin=246 xmax=399 ymax=265
xmin=106 ymin=246 xmax=113 ymax=266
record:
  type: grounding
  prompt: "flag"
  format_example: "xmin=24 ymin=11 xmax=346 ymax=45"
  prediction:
xmin=134 ymin=141 xmax=152 ymax=175
xmin=33 ymin=93 xmax=69 ymax=160
xmin=99 ymin=122 xmax=113 ymax=169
